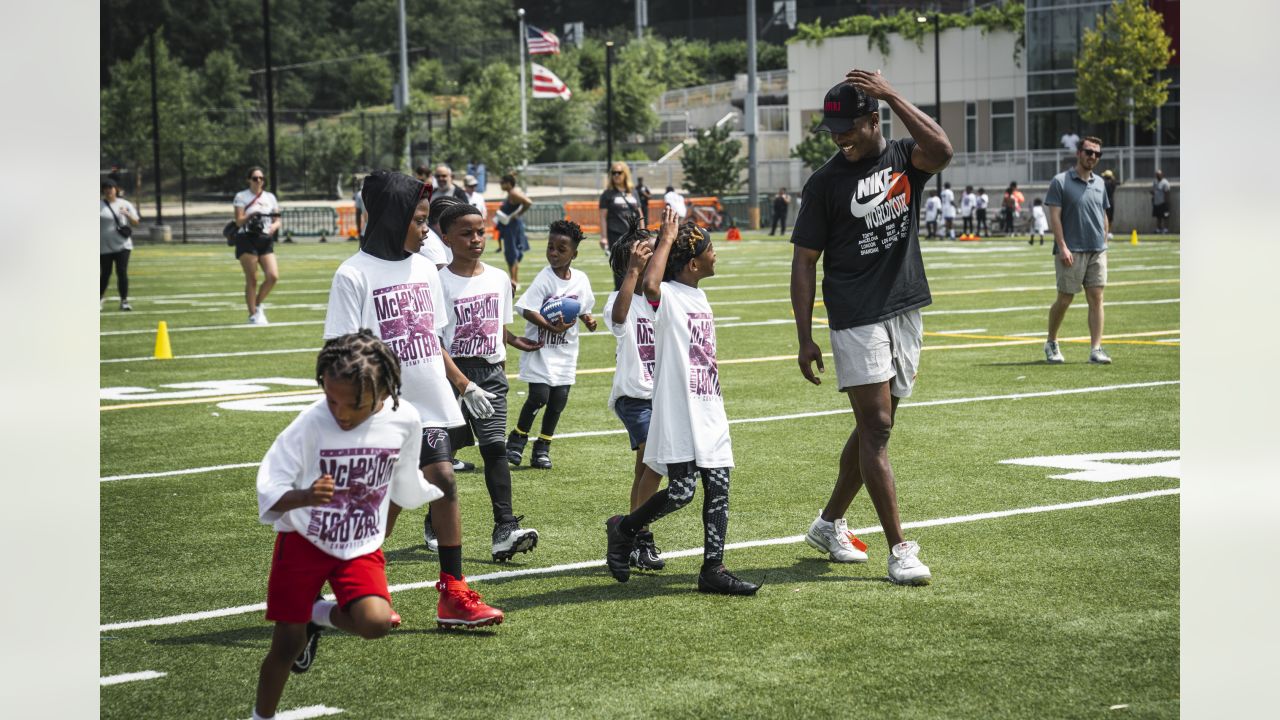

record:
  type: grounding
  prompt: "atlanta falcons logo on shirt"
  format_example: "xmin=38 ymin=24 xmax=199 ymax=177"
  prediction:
xmin=849 ymin=167 xmax=912 ymax=229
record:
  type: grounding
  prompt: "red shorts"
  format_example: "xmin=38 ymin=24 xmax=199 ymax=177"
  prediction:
xmin=265 ymin=531 xmax=390 ymax=624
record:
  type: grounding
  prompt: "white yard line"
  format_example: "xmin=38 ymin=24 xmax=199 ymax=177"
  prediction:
xmin=101 ymin=321 xmax=324 ymax=337
xmin=98 ymin=487 xmax=1179 ymax=633
xmin=100 ymin=670 xmax=166 ymax=686
xmin=922 ymin=297 xmax=1178 ymax=316
xmin=249 ymin=706 xmax=344 ymax=720
xmin=932 ymin=328 xmax=987 ymax=335
xmin=100 ymin=380 xmax=1178 ymax=482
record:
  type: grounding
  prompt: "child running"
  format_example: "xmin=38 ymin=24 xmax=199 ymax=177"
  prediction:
xmin=252 ymin=330 xmax=444 ymax=719
xmin=603 ymin=210 xmax=664 ymax=571
xmin=604 ymin=213 xmax=759 ymax=596
xmin=434 ymin=201 xmax=545 ymax=561
xmin=506 ymin=220 xmax=597 ymax=470
xmin=324 ymin=170 xmax=504 ymax=629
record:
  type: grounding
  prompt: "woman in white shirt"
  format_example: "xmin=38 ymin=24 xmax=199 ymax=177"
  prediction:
xmin=604 ymin=209 xmax=758 ymax=596
xmin=100 ymin=179 xmax=139 ymax=311
xmin=232 ymin=166 xmax=282 ymax=325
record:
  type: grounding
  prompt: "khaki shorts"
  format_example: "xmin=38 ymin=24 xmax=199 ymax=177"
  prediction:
xmin=830 ymin=309 xmax=923 ymax=398
xmin=1055 ymin=250 xmax=1107 ymax=294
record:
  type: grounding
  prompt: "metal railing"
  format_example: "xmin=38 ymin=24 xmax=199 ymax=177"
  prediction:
xmin=656 ymin=69 xmax=790 ymax=113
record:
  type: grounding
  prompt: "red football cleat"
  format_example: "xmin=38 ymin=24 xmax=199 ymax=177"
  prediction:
xmin=436 ymin=573 xmax=504 ymax=628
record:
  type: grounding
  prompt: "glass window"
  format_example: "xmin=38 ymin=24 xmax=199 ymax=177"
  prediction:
xmin=880 ymin=106 xmax=893 ymax=140
xmin=991 ymin=100 xmax=1016 ymax=152
xmin=1027 ymin=92 xmax=1079 ymax=109
xmin=965 ymin=102 xmax=977 ymax=152
xmin=1160 ymin=104 xmax=1179 ymax=146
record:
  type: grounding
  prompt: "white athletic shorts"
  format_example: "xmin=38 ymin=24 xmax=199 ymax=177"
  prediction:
xmin=830 ymin=309 xmax=923 ymax=398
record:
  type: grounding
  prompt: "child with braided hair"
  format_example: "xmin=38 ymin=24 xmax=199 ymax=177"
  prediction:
xmin=252 ymin=330 xmax=444 ymax=720
xmin=604 ymin=211 xmax=760 ymax=595
xmin=602 ymin=208 xmax=665 ymax=571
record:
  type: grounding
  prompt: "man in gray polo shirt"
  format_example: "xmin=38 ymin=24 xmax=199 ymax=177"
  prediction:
xmin=1044 ymin=135 xmax=1112 ymax=364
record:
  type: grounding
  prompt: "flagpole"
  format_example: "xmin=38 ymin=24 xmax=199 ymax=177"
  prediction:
xmin=518 ymin=8 xmax=528 ymax=166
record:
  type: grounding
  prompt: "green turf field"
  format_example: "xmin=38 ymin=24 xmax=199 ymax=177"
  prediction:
xmin=100 ymin=232 xmax=1180 ymax=719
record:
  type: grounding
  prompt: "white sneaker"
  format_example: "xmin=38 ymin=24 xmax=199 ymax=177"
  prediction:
xmin=1044 ymin=340 xmax=1064 ymax=364
xmin=1089 ymin=347 xmax=1112 ymax=364
xmin=805 ymin=515 xmax=868 ymax=563
xmin=888 ymin=541 xmax=932 ymax=585
xmin=255 ymin=307 xmax=269 ymax=325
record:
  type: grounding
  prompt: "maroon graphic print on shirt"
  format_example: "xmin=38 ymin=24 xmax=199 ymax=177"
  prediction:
xmin=374 ymin=283 xmax=439 ymax=366
xmin=686 ymin=312 xmax=721 ymax=398
xmin=306 ymin=447 xmax=399 ymax=550
xmin=636 ymin=316 xmax=655 ymax=381
xmin=450 ymin=292 xmax=501 ymax=357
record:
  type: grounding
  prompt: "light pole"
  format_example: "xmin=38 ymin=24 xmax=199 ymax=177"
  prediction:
xmin=606 ymin=41 xmax=615 ymax=168
xmin=917 ymin=13 xmax=943 ymax=194
xmin=262 ymin=0 xmax=277 ymax=194
xmin=518 ymin=8 xmax=528 ymax=165
xmin=746 ymin=0 xmax=759 ymax=230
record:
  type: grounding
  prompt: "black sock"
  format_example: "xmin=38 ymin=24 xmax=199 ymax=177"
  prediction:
xmin=439 ymin=545 xmax=463 ymax=579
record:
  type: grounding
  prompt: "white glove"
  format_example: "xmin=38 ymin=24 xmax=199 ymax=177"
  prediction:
xmin=460 ymin=382 xmax=497 ymax=419
xmin=495 ymin=210 xmax=512 ymax=226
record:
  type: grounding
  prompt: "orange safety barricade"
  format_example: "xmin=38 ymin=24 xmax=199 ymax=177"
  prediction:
xmin=337 ymin=206 xmax=358 ymax=238
xmin=563 ymin=201 xmax=601 ymax=235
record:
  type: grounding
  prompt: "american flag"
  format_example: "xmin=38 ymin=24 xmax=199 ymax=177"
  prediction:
xmin=526 ymin=24 xmax=560 ymax=55
xmin=531 ymin=63 xmax=571 ymax=101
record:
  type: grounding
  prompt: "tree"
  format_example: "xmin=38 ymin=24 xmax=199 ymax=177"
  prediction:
xmin=448 ymin=63 xmax=541 ymax=172
xmin=592 ymin=39 xmax=663 ymax=141
xmin=680 ymin=123 xmax=745 ymax=197
xmin=791 ymin=116 xmax=836 ymax=172
xmin=1075 ymin=0 xmax=1174 ymax=129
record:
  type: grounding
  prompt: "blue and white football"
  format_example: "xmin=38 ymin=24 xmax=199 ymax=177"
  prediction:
xmin=540 ymin=296 xmax=581 ymax=326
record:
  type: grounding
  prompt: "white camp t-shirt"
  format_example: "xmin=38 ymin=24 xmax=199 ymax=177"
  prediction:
xmin=257 ymin=398 xmax=443 ymax=560
xmin=924 ymin=196 xmax=941 ymax=222
xmin=233 ymin=188 xmax=279 ymax=221
xmin=515 ymin=265 xmax=596 ymax=385
xmin=977 ymin=193 xmax=989 ymax=210
xmin=419 ymin=228 xmax=452 ymax=266
xmin=940 ymin=187 xmax=956 ymax=218
xmin=439 ymin=263 xmax=513 ymax=364
xmin=324 ymin=252 xmax=465 ymax=428
xmin=960 ymin=192 xmax=976 ymax=217
xmin=1032 ymin=205 xmax=1049 ymax=233
xmin=603 ymin=290 xmax=656 ymax=408
xmin=643 ymin=281 xmax=733 ymax=473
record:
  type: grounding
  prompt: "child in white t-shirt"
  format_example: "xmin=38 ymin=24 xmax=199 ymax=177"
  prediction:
xmin=604 ymin=214 xmax=759 ymax=596
xmin=252 ymin=330 xmax=444 ymax=720
xmin=1030 ymin=197 xmax=1049 ymax=246
xmin=923 ymin=192 xmax=941 ymax=239
xmin=603 ymin=210 xmax=664 ymax=571
xmin=507 ymin=220 xmax=597 ymax=470
xmin=976 ymin=188 xmax=990 ymax=236
xmin=435 ymin=202 xmax=545 ymax=561
xmin=324 ymin=170 xmax=503 ymax=629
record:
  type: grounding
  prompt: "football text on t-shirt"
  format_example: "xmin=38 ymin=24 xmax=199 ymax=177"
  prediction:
xmin=306 ymin=447 xmax=399 ymax=549
xmin=636 ymin=317 xmax=655 ymax=381
xmin=374 ymin=283 xmax=440 ymax=364
xmin=450 ymin=292 xmax=501 ymax=357
xmin=686 ymin=312 xmax=720 ymax=398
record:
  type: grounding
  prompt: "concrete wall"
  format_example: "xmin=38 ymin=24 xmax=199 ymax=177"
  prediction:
xmin=787 ymin=26 xmax=1024 ymax=153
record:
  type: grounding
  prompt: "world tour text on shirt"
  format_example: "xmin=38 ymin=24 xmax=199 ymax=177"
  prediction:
xmin=306 ymin=447 xmax=399 ymax=548
xmin=374 ymin=283 xmax=439 ymax=365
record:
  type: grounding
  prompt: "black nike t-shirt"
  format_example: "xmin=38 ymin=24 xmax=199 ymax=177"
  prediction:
xmin=790 ymin=138 xmax=934 ymax=330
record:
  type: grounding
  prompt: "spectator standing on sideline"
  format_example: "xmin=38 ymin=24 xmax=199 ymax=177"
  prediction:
xmin=464 ymin=175 xmax=485 ymax=211
xmin=790 ymin=70 xmax=951 ymax=586
xmin=769 ymin=187 xmax=791 ymax=236
xmin=959 ymin=185 xmax=976 ymax=236
xmin=976 ymin=187 xmax=989 ymax=236
xmin=599 ymin=162 xmax=640 ymax=290
xmin=233 ymin=166 xmax=282 ymax=326
xmin=1151 ymin=170 xmax=1171 ymax=234
xmin=1060 ymin=129 xmax=1080 ymax=152
xmin=1101 ymin=170 xmax=1118 ymax=240
xmin=663 ymin=186 xmax=687 ymax=219
xmin=495 ymin=173 xmax=533 ymax=287
xmin=635 ymin=177 xmax=652 ymax=224
xmin=433 ymin=165 xmax=469 ymax=202
xmin=100 ymin=179 xmax=139 ymax=311
xmin=1043 ymin=136 xmax=1112 ymax=366
xmin=940 ymin=182 xmax=956 ymax=240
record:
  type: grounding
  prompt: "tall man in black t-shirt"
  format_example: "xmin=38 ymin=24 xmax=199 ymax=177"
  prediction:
xmin=789 ymin=71 xmax=952 ymax=585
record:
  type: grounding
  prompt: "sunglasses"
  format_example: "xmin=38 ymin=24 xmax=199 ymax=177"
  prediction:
xmin=611 ymin=170 xmax=624 ymax=175
xmin=1080 ymin=149 xmax=1102 ymax=158
xmin=250 ymin=176 xmax=265 ymax=181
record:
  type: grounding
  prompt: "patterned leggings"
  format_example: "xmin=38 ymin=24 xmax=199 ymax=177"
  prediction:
xmin=624 ymin=461 xmax=731 ymax=566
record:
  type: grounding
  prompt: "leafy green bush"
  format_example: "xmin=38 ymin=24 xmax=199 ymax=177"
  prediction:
xmin=791 ymin=3 xmax=1024 ymax=64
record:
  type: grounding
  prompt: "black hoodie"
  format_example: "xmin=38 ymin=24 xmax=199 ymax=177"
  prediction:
xmin=359 ymin=170 xmax=431 ymax=261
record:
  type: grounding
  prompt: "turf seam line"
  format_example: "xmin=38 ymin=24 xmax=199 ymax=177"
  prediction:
xmin=100 ymin=380 xmax=1179 ymax=480
xmin=98 ymin=487 xmax=1178 ymax=632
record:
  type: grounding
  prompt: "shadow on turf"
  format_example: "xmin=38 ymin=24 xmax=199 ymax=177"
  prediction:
xmin=486 ymin=556 xmax=889 ymax=611
xmin=154 ymin=622 xmax=502 ymax=649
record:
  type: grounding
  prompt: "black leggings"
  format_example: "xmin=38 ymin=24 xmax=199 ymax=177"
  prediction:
xmin=516 ymin=383 xmax=571 ymax=438
xmin=622 ymin=462 xmax=731 ymax=567
xmin=100 ymin=250 xmax=131 ymax=299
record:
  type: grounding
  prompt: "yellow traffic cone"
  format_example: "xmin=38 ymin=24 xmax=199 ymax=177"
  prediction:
xmin=1130 ymin=229 xmax=1139 ymax=245
xmin=154 ymin=321 xmax=173 ymax=360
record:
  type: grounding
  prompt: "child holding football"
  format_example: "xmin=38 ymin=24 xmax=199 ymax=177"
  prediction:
xmin=506 ymin=220 xmax=597 ymax=470
xmin=252 ymin=330 xmax=444 ymax=719
xmin=604 ymin=213 xmax=759 ymax=596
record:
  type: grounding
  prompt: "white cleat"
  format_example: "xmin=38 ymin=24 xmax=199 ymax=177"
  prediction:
xmin=805 ymin=514 xmax=869 ymax=563
xmin=1044 ymin=340 xmax=1065 ymax=364
xmin=888 ymin=541 xmax=932 ymax=585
